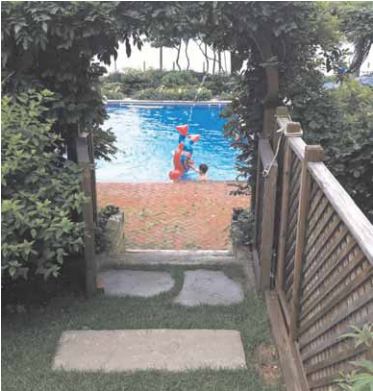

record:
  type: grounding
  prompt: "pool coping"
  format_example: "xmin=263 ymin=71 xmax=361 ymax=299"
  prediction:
xmin=106 ymin=99 xmax=231 ymax=106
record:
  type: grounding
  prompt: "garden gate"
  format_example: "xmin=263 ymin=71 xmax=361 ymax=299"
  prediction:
xmin=254 ymin=106 xmax=373 ymax=391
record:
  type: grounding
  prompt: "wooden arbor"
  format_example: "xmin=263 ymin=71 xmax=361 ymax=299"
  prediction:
xmin=250 ymin=28 xmax=280 ymax=290
xmin=74 ymin=131 xmax=98 ymax=298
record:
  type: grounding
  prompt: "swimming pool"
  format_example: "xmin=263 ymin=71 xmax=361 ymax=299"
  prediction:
xmin=96 ymin=103 xmax=239 ymax=182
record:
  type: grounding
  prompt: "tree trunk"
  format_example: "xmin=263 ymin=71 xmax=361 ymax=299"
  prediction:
xmin=204 ymin=43 xmax=209 ymax=73
xmin=212 ymin=50 xmax=216 ymax=74
xmin=231 ymin=51 xmax=244 ymax=74
xmin=196 ymin=40 xmax=211 ymax=73
xmin=159 ymin=47 xmax=163 ymax=70
xmin=353 ymin=67 xmax=361 ymax=77
xmin=185 ymin=39 xmax=190 ymax=70
xmin=218 ymin=51 xmax=222 ymax=73
xmin=175 ymin=44 xmax=181 ymax=71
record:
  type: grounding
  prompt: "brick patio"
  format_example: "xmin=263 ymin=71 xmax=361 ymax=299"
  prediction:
xmin=97 ymin=182 xmax=249 ymax=250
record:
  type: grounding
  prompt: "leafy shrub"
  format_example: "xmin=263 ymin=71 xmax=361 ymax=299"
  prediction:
xmin=95 ymin=205 xmax=120 ymax=253
xmin=337 ymin=323 xmax=373 ymax=391
xmin=101 ymin=69 xmax=234 ymax=100
xmin=230 ymin=208 xmax=255 ymax=247
xmin=1 ymin=91 xmax=85 ymax=281
xmin=160 ymin=71 xmax=199 ymax=88
xmin=134 ymin=86 xmax=212 ymax=101
xmin=133 ymin=88 xmax=159 ymax=100
xmin=105 ymin=68 xmax=165 ymax=96
xmin=101 ymin=82 xmax=125 ymax=100
xmin=195 ymin=87 xmax=213 ymax=101
xmin=294 ymin=79 xmax=373 ymax=221
xmin=204 ymin=74 xmax=240 ymax=97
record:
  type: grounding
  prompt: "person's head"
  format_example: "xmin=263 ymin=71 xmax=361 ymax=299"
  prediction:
xmin=199 ymin=164 xmax=208 ymax=174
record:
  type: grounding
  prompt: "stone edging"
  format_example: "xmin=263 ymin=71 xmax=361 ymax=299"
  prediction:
xmin=106 ymin=99 xmax=231 ymax=106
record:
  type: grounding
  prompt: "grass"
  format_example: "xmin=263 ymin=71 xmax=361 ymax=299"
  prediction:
xmin=2 ymin=264 xmax=283 ymax=391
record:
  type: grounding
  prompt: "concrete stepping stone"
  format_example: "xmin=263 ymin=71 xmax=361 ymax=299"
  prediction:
xmin=99 ymin=270 xmax=174 ymax=297
xmin=174 ymin=270 xmax=244 ymax=306
xmin=53 ymin=329 xmax=246 ymax=371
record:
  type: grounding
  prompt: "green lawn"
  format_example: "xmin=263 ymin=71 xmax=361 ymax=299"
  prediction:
xmin=2 ymin=265 xmax=283 ymax=391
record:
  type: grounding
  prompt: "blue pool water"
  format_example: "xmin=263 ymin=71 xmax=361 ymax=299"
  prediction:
xmin=96 ymin=104 xmax=239 ymax=182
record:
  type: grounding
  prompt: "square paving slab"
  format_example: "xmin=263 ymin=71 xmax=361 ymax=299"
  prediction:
xmin=174 ymin=270 xmax=244 ymax=306
xmin=53 ymin=329 xmax=246 ymax=371
xmin=99 ymin=270 xmax=174 ymax=297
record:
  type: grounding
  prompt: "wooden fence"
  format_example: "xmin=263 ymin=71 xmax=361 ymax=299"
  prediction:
xmin=255 ymin=107 xmax=373 ymax=390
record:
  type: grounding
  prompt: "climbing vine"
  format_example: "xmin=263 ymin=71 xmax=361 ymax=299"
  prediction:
xmin=2 ymin=1 xmax=371 ymax=290
xmin=1 ymin=1 xmax=163 ymax=160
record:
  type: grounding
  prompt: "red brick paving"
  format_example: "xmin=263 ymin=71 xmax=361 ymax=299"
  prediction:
xmin=97 ymin=182 xmax=250 ymax=250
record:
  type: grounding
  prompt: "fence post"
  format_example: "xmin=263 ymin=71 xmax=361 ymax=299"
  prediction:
xmin=76 ymin=134 xmax=97 ymax=298
xmin=86 ymin=130 xmax=98 ymax=223
xmin=276 ymin=139 xmax=292 ymax=291
xmin=290 ymin=145 xmax=324 ymax=340
xmin=256 ymin=138 xmax=278 ymax=290
xmin=276 ymin=119 xmax=302 ymax=291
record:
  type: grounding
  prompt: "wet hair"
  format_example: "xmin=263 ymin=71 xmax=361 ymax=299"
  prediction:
xmin=199 ymin=164 xmax=208 ymax=174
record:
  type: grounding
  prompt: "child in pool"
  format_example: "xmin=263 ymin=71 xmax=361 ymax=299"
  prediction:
xmin=198 ymin=164 xmax=208 ymax=181
xmin=185 ymin=160 xmax=208 ymax=181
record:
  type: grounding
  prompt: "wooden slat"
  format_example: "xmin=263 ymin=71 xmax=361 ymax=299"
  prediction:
xmin=303 ymin=217 xmax=341 ymax=271
xmin=305 ymin=197 xmax=330 ymax=237
xmin=299 ymin=266 xmax=373 ymax=336
xmin=289 ymin=163 xmax=302 ymax=197
xmin=300 ymin=294 xmax=373 ymax=348
xmin=278 ymin=288 xmax=291 ymax=327
xmin=301 ymin=312 xmax=373 ymax=363
xmin=287 ymin=203 xmax=299 ymax=240
xmin=285 ymin=230 xmax=297 ymax=263
xmin=286 ymin=278 xmax=293 ymax=303
xmin=301 ymin=239 xmax=356 ymax=309
xmin=309 ymin=180 xmax=320 ymax=204
xmin=289 ymin=165 xmax=301 ymax=201
xmin=258 ymin=138 xmax=278 ymax=290
xmin=305 ymin=219 xmax=341 ymax=272
xmin=254 ymin=153 xmax=262 ymax=250
xmin=308 ymin=162 xmax=373 ymax=265
xmin=290 ymin=146 xmax=324 ymax=340
xmin=300 ymin=246 xmax=363 ymax=320
xmin=288 ymin=196 xmax=301 ymax=232
xmin=286 ymin=210 xmax=298 ymax=242
xmin=308 ymin=374 xmax=342 ymax=389
xmin=301 ymin=226 xmax=349 ymax=289
xmin=277 ymin=139 xmax=293 ymax=290
xmin=305 ymin=344 xmax=367 ymax=376
xmin=303 ymin=208 xmax=336 ymax=255
xmin=306 ymin=192 xmax=326 ymax=230
xmin=266 ymin=292 xmax=310 ymax=391
xmin=284 ymin=266 xmax=294 ymax=294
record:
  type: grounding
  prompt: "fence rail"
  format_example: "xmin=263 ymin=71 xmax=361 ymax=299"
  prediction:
xmin=256 ymin=107 xmax=373 ymax=391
